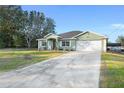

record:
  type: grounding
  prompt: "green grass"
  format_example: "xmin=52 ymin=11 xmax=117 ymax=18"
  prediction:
xmin=100 ymin=52 xmax=124 ymax=88
xmin=0 ymin=49 xmax=64 ymax=72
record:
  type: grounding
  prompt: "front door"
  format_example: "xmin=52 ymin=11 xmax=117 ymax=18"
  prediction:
xmin=52 ymin=39 xmax=56 ymax=50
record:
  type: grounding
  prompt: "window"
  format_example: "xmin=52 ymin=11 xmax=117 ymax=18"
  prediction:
xmin=66 ymin=41 xmax=70 ymax=46
xmin=62 ymin=41 xmax=65 ymax=46
xmin=62 ymin=41 xmax=70 ymax=46
xmin=42 ymin=41 xmax=46 ymax=46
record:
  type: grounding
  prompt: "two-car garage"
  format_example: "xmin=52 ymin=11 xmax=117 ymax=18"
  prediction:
xmin=76 ymin=40 xmax=106 ymax=51
xmin=75 ymin=32 xmax=107 ymax=52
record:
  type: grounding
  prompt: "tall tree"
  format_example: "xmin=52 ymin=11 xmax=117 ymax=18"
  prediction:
xmin=0 ymin=5 xmax=23 ymax=47
xmin=116 ymin=35 xmax=124 ymax=46
xmin=21 ymin=11 xmax=46 ymax=48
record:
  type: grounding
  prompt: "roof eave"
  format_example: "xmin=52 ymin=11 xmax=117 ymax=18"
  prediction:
xmin=36 ymin=39 xmax=46 ymax=41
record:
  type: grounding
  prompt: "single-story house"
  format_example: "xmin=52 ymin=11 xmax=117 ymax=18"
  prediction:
xmin=37 ymin=31 xmax=107 ymax=52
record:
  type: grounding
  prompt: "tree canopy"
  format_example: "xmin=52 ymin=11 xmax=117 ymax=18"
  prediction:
xmin=0 ymin=5 xmax=56 ymax=48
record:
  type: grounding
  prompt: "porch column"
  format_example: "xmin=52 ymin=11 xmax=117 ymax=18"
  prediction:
xmin=46 ymin=39 xmax=48 ymax=50
xmin=56 ymin=38 xmax=59 ymax=51
xmin=38 ymin=40 xmax=40 ymax=51
xmin=69 ymin=40 xmax=71 ymax=51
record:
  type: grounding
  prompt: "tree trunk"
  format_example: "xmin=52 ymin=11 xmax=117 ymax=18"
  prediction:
xmin=27 ymin=42 xmax=31 ymax=48
xmin=26 ymin=38 xmax=31 ymax=48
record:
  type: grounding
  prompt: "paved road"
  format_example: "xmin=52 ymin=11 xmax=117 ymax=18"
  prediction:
xmin=0 ymin=51 xmax=101 ymax=88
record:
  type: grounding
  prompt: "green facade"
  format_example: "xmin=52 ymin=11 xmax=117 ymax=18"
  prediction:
xmin=76 ymin=32 xmax=105 ymax=40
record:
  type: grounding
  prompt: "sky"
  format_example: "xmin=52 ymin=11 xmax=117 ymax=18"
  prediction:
xmin=22 ymin=5 xmax=124 ymax=42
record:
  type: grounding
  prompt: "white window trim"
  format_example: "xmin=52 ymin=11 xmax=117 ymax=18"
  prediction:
xmin=42 ymin=41 xmax=47 ymax=47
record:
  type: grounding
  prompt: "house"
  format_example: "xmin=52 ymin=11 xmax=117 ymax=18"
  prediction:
xmin=107 ymin=43 xmax=124 ymax=52
xmin=37 ymin=31 xmax=107 ymax=52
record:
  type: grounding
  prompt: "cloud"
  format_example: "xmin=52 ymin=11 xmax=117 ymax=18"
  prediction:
xmin=111 ymin=24 xmax=124 ymax=30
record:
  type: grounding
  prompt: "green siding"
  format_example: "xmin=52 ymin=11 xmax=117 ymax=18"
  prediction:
xmin=70 ymin=40 xmax=76 ymax=50
xmin=76 ymin=32 xmax=105 ymax=40
xmin=39 ymin=32 xmax=106 ymax=51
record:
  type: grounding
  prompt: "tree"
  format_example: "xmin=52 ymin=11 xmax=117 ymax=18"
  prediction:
xmin=0 ymin=32 xmax=6 ymax=48
xmin=0 ymin=6 xmax=56 ymax=48
xmin=116 ymin=35 xmax=124 ymax=46
xmin=21 ymin=11 xmax=46 ymax=48
xmin=42 ymin=17 xmax=56 ymax=37
xmin=0 ymin=5 xmax=23 ymax=47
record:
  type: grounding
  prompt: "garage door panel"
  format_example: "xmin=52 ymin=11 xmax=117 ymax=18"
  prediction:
xmin=76 ymin=41 xmax=102 ymax=51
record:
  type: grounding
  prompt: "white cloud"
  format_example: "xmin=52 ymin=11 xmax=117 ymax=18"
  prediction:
xmin=111 ymin=24 xmax=124 ymax=30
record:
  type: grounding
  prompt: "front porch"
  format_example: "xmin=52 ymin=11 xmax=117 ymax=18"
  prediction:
xmin=38 ymin=39 xmax=59 ymax=50
xmin=37 ymin=33 xmax=60 ymax=51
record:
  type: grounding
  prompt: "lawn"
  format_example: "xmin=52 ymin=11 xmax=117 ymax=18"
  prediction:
xmin=100 ymin=52 xmax=124 ymax=88
xmin=0 ymin=49 xmax=64 ymax=72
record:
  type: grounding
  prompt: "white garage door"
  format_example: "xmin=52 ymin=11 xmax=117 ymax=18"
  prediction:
xmin=76 ymin=40 xmax=102 ymax=51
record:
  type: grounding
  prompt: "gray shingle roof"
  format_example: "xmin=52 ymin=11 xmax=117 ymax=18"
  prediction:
xmin=59 ymin=31 xmax=83 ymax=38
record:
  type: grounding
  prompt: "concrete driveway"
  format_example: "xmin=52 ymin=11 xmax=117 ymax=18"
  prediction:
xmin=0 ymin=51 xmax=101 ymax=88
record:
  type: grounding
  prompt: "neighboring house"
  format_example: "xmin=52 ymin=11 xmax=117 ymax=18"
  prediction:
xmin=107 ymin=43 xmax=124 ymax=52
xmin=37 ymin=31 xmax=107 ymax=52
